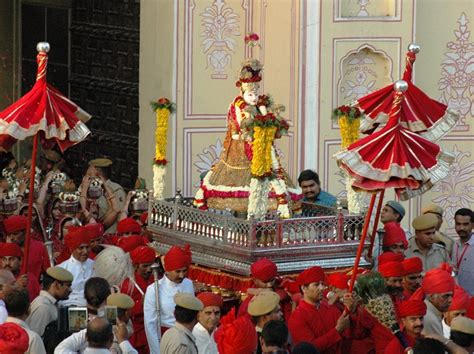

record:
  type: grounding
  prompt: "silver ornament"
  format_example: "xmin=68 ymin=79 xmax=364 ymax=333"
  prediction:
xmin=394 ymin=80 xmax=408 ymax=92
xmin=407 ymin=43 xmax=421 ymax=54
xmin=36 ymin=42 xmax=50 ymax=53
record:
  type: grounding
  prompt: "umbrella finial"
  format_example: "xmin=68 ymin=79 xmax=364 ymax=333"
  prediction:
xmin=407 ymin=43 xmax=421 ymax=54
xmin=36 ymin=42 xmax=50 ymax=53
xmin=394 ymin=80 xmax=408 ymax=92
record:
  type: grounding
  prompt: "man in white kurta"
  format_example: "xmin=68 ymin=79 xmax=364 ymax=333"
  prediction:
xmin=144 ymin=245 xmax=194 ymax=354
xmin=192 ymin=292 xmax=222 ymax=354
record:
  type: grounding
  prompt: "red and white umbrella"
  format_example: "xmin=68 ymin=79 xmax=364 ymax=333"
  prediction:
xmin=357 ymin=44 xmax=459 ymax=141
xmin=0 ymin=42 xmax=91 ymax=273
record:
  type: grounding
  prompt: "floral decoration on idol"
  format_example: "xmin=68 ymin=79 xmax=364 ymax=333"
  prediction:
xmin=333 ymin=104 xmax=365 ymax=213
xmin=151 ymin=97 xmax=176 ymax=199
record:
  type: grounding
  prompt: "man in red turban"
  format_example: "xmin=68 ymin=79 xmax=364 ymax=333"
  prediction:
xmin=442 ymin=286 xmax=470 ymax=339
xmin=116 ymin=235 xmax=147 ymax=253
xmin=385 ymin=299 xmax=427 ymax=353
xmin=382 ymin=221 xmax=408 ymax=254
xmin=193 ymin=292 xmax=223 ymax=354
xmin=3 ymin=215 xmax=50 ymax=281
xmin=117 ymin=217 xmax=142 ymax=236
xmin=57 ymin=226 xmax=95 ymax=307
xmin=402 ymin=257 xmax=423 ymax=299
xmin=144 ymin=244 xmax=194 ymax=354
xmin=378 ymin=256 xmax=407 ymax=319
xmin=120 ymin=245 xmax=156 ymax=354
xmin=215 ymin=308 xmax=258 ymax=354
xmin=0 ymin=322 xmax=30 ymax=354
xmin=84 ymin=223 xmax=105 ymax=259
xmin=0 ymin=242 xmax=40 ymax=301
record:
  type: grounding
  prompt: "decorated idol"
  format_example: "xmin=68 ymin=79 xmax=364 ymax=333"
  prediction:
xmin=194 ymin=55 xmax=302 ymax=219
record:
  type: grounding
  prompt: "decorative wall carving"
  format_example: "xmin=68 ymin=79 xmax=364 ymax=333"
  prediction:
xmin=335 ymin=0 xmax=401 ymax=21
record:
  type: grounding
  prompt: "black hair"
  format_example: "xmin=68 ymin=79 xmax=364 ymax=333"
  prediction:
xmin=450 ymin=329 xmax=473 ymax=347
xmin=455 ymin=208 xmax=473 ymax=222
xmin=292 ymin=342 xmax=320 ymax=354
xmin=412 ymin=338 xmax=446 ymax=354
xmin=174 ymin=305 xmax=198 ymax=324
xmin=297 ymin=170 xmax=320 ymax=185
xmin=86 ymin=320 xmax=113 ymax=348
xmin=42 ymin=272 xmax=57 ymax=290
xmin=261 ymin=320 xmax=288 ymax=348
xmin=4 ymin=288 xmax=29 ymax=317
xmin=84 ymin=277 xmax=111 ymax=308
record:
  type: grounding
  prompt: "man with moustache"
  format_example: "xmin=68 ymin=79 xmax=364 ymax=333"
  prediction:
xmin=402 ymin=257 xmax=424 ymax=299
xmin=378 ymin=256 xmax=406 ymax=318
xmin=385 ymin=299 xmax=427 ymax=353
xmin=144 ymin=244 xmax=194 ymax=354
xmin=298 ymin=170 xmax=336 ymax=208
xmin=422 ymin=204 xmax=454 ymax=255
xmin=451 ymin=208 xmax=474 ymax=295
xmin=192 ymin=292 xmax=223 ymax=354
xmin=442 ymin=286 xmax=470 ymax=339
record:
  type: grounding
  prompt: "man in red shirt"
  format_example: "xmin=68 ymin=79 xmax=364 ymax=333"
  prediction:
xmin=385 ymin=299 xmax=427 ymax=353
xmin=0 ymin=242 xmax=40 ymax=301
xmin=402 ymin=257 xmax=423 ymax=299
xmin=4 ymin=215 xmax=50 ymax=280
xmin=288 ymin=266 xmax=350 ymax=354
xmin=120 ymin=245 xmax=156 ymax=353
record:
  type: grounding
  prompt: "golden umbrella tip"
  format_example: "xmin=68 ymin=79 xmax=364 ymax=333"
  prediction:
xmin=36 ymin=42 xmax=50 ymax=53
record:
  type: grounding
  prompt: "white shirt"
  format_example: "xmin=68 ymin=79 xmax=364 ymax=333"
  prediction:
xmin=58 ymin=256 xmax=95 ymax=307
xmin=442 ymin=319 xmax=451 ymax=339
xmin=192 ymin=322 xmax=218 ymax=354
xmin=0 ymin=300 xmax=7 ymax=324
xmin=6 ymin=316 xmax=46 ymax=354
xmin=144 ymin=276 xmax=194 ymax=354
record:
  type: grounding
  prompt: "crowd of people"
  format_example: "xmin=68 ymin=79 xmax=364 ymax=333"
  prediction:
xmin=0 ymin=150 xmax=472 ymax=354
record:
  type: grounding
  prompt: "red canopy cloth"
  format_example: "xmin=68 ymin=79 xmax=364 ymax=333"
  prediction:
xmin=335 ymin=81 xmax=454 ymax=200
xmin=0 ymin=45 xmax=90 ymax=152
xmin=357 ymin=48 xmax=459 ymax=141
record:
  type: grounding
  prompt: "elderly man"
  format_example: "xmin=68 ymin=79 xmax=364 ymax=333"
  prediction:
xmin=0 ymin=242 xmax=40 ymax=301
xmin=57 ymin=226 xmax=95 ymax=307
xmin=422 ymin=204 xmax=454 ymax=254
xmin=442 ymin=286 xmax=470 ymax=339
xmin=121 ymin=245 xmax=156 ymax=353
xmin=288 ymin=266 xmax=351 ymax=353
xmin=192 ymin=292 xmax=223 ymax=354
xmin=451 ymin=208 xmax=474 ymax=295
xmin=0 ymin=269 xmax=16 ymax=324
xmin=26 ymin=266 xmax=73 ymax=336
xmin=402 ymin=257 xmax=423 ymax=299
xmin=385 ymin=299 xmax=427 ymax=353
xmin=378 ymin=257 xmax=406 ymax=318
xmin=160 ymin=293 xmax=203 ymax=354
xmin=144 ymin=244 xmax=194 ymax=354
xmin=405 ymin=214 xmax=449 ymax=271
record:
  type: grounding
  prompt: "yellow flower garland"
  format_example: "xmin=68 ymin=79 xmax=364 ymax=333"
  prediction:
xmin=338 ymin=115 xmax=360 ymax=148
xmin=251 ymin=126 xmax=277 ymax=177
xmin=155 ymin=108 xmax=170 ymax=161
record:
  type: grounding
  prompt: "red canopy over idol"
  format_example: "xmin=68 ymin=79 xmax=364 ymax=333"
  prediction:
xmin=357 ymin=44 xmax=459 ymax=141
xmin=0 ymin=42 xmax=91 ymax=274
xmin=335 ymin=80 xmax=454 ymax=201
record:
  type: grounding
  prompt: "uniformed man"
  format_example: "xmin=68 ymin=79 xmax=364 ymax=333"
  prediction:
xmin=160 ymin=293 xmax=203 ymax=354
xmin=405 ymin=214 xmax=450 ymax=271
xmin=88 ymin=158 xmax=125 ymax=233
xmin=422 ymin=204 xmax=454 ymax=255
xmin=26 ymin=266 xmax=73 ymax=336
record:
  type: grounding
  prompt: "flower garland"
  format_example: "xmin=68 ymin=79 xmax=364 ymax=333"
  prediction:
xmin=151 ymin=97 xmax=175 ymax=199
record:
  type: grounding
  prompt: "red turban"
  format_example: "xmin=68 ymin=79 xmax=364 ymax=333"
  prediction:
xmin=378 ymin=261 xmax=405 ymax=278
xmin=117 ymin=217 xmax=142 ymax=235
xmin=0 ymin=322 xmax=29 ymax=354
xmin=250 ymin=258 xmax=278 ymax=282
xmin=130 ymin=245 xmax=156 ymax=264
xmin=399 ymin=299 xmax=427 ymax=317
xmin=3 ymin=215 xmax=27 ymax=234
xmin=327 ymin=272 xmax=349 ymax=289
xmin=449 ymin=286 xmax=470 ymax=312
xmin=64 ymin=226 xmax=91 ymax=251
xmin=378 ymin=252 xmax=404 ymax=265
xmin=0 ymin=243 xmax=22 ymax=258
xmin=117 ymin=235 xmax=147 ymax=253
xmin=164 ymin=244 xmax=192 ymax=272
xmin=215 ymin=308 xmax=258 ymax=354
xmin=84 ymin=223 xmax=104 ymax=240
xmin=402 ymin=257 xmax=423 ymax=275
xmin=296 ymin=266 xmax=325 ymax=286
xmin=421 ymin=268 xmax=455 ymax=295
xmin=140 ymin=212 xmax=148 ymax=225
xmin=383 ymin=222 xmax=408 ymax=249
xmin=197 ymin=292 xmax=223 ymax=308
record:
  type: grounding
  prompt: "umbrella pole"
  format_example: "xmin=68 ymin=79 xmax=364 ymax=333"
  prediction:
xmin=348 ymin=192 xmax=377 ymax=292
xmin=21 ymin=134 xmax=38 ymax=275
xmin=367 ymin=189 xmax=385 ymax=258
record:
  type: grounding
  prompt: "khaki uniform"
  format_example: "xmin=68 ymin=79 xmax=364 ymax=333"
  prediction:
xmin=26 ymin=290 xmax=57 ymax=336
xmin=434 ymin=231 xmax=454 ymax=255
xmin=160 ymin=322 xmax=199 ymax=354
xmin=405 ymin=237 xmax=450 ymax=271
xmin=97 ymin=179 xmax=126 ymax=233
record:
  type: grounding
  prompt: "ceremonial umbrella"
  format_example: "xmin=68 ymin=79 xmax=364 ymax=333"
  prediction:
xmin=0 ymin=42 xmax=91 ymax=273
xmin=357 ymin=44 xmax=459 ymax=141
